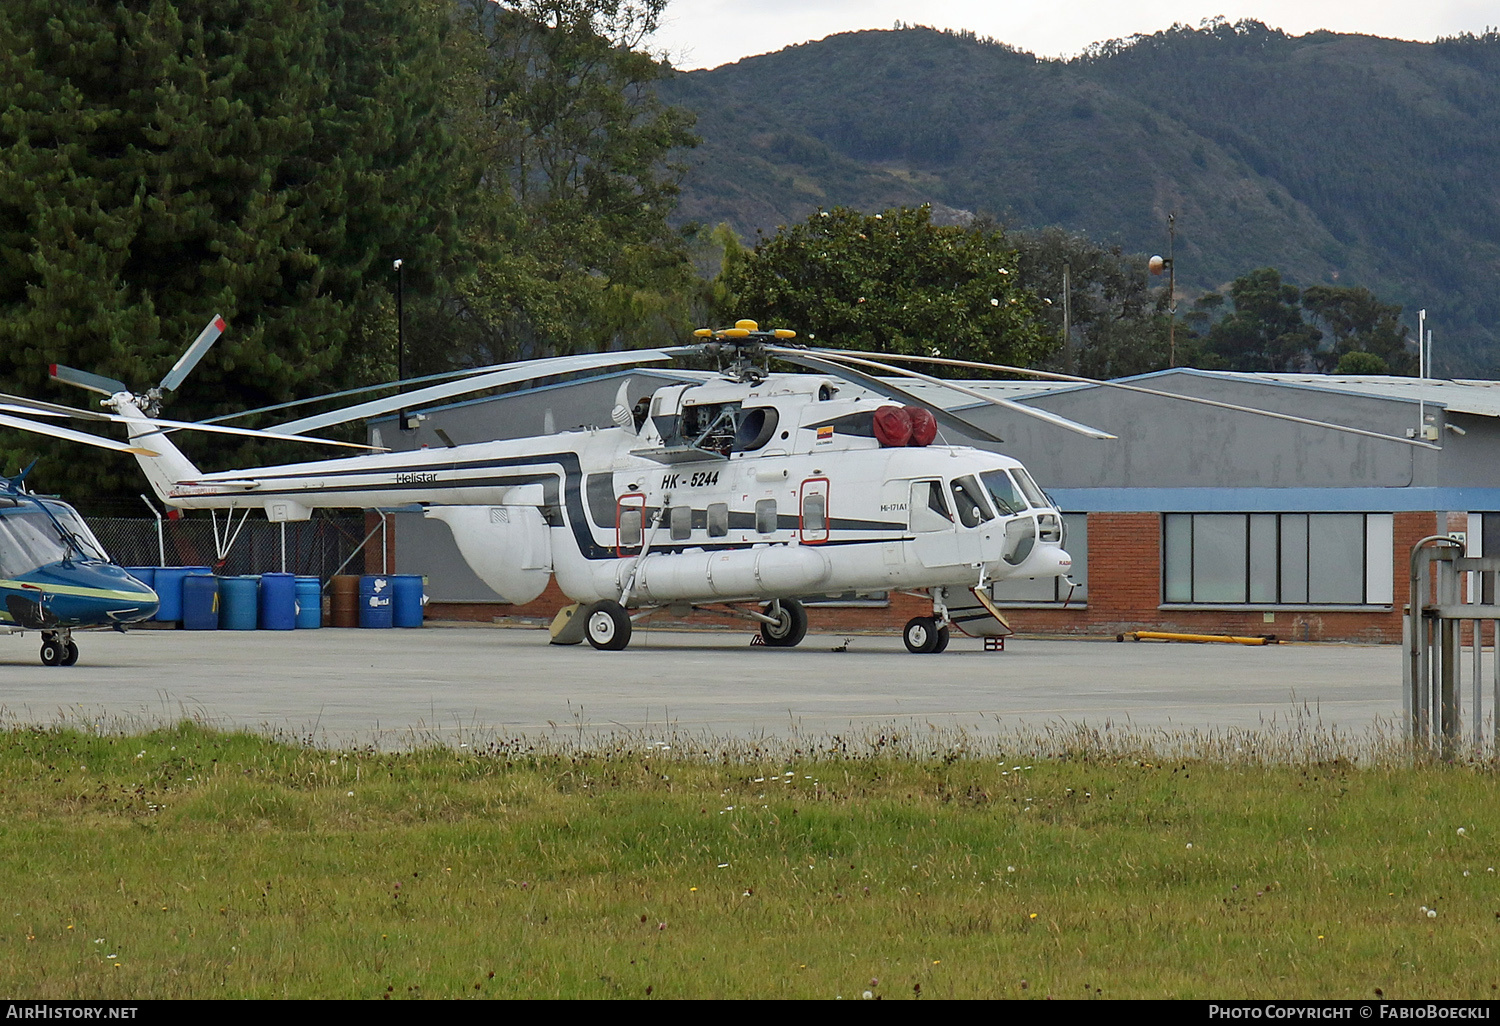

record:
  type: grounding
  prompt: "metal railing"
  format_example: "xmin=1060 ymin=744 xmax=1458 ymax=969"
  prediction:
xmin=1405 ymin=535 xmax=1500 ymax=759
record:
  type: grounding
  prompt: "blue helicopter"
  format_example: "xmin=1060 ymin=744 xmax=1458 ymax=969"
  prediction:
xmin=0 ymin=464 xmax=159 ymax=665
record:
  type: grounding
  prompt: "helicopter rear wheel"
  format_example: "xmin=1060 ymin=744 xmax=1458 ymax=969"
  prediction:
xmin=759 ymin=599 xmax=808 ymax=648
xmin=903 ymin=616 xmax=941 ymax=654
xmin=585 ymin=600 xmax=632 ymax=651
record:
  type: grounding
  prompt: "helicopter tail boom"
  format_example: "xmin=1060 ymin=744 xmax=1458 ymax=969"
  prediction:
xmin=113 ymin=397 xmax=201 ymax=506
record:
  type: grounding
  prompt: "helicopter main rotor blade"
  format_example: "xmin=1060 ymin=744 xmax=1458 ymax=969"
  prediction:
xmin=823 ymin=350 xmax=1443 ymax=450
xmin=0 ymin=413 xmax=159 ymax=457
xmin=272 ymin=347 xmax=693 ymax=435
xmin=0 ymin=396 xmax=385 ymax=451
xmin=771 ymin=347 xmax=1117 ymax=440
xmin=768 ymin=351 xmax=1007 ymax=443
xmin=49 ymin=365 xmax=128 ymax=397
xmin=197 ymin=364 xmax=520 ymax=425
xmin=159 ymin=314 xmax=226 ymax=393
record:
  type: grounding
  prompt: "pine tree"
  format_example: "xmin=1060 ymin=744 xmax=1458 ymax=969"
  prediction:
xmin=0 ymin=0 xmax=475 ymax=495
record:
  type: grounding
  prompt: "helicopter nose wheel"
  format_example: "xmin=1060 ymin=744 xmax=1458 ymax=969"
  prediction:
xmin=585 ymin=600 xmax=632 ymax=651
xmin=40 ymin=632 xmax=78 ymax=667
xmin=759 ymin=599 xmax=808 ymax=647
xmin=903 ymin=616 xmax=950 ymax=654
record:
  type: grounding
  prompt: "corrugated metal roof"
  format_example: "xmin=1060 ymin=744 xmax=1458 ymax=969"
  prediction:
xmin=1196 ymin=372 xmax=1500 ymax=418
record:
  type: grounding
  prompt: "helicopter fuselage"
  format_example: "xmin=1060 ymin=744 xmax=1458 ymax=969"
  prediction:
xmin=142 ymin=373 xmax=1073 ymax=610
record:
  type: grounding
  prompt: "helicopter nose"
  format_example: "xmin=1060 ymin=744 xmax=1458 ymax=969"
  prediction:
xmin=89 ymin=564 xmax=160 ymax=623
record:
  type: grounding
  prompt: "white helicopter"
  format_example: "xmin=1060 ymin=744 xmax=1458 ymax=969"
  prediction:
xmin=11 ymin=317 xmax=1437 ymax=654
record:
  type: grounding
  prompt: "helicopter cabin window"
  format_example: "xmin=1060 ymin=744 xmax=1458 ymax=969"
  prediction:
xmin=669 ymin=505 xmax=692 ymax=541
xmin=802 ymin=492 xmax=827 ymax=534
xmin=707 ymin=503 xmax=729 ymax=537
xmin=950 ymin=476 xmax=994 ymax=528
xmin=755 ymin=499 xmax=778 ymax=534
xmin=618 ymin=507 xmax=643 ymax=549
xmin=1163 ymin=513 xmax=1393 ymax=605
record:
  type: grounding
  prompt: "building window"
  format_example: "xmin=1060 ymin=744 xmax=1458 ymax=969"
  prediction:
xmin=1162 ymin=513 xmax=1393 ymax=605
xmin=990 ymin=514 xmax=1088 ymax=604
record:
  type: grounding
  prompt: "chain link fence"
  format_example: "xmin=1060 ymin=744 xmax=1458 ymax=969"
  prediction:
xmin=85 ymin=514 xmax=374 ymax=581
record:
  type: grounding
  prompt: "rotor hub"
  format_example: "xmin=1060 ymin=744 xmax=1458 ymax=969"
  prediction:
xmin=693 ymin=319 xmax=797 ymax=383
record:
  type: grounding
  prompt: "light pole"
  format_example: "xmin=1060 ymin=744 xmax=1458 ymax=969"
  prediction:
xmin=1149 ymin=212 xmax=1177 ymax=367
xmin=393 ymin=258 xmax=414 ymax=432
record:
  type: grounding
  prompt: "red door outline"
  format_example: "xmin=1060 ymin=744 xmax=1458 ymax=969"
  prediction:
xmin=799 ymin=476 xmax=830 ymax=544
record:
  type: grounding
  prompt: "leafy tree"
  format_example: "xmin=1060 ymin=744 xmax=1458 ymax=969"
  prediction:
xmin=1010 ymin=227 xmax=1178 ymax=379
xmin=721 ymin=205 xmax=1052 ymax=368
xmin=0 ymin=0 xmax=474 ymax=495
xmin=1333 ymin=350 xmax=1390 ymax=375
xmin=1202 ymin=267 xmax=1322 ymax=371
xmin=1301 ymin=284 xmax=1415 ymax=374
xmin=440 ymin=0 xmax=700 ymax=366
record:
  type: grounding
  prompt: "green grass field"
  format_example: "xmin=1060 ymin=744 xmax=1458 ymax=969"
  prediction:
xmin=1 ymin=721 xmax=1497 ymax=999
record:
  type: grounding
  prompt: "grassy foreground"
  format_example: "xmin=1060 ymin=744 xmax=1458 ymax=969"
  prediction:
xmin=1 ymin=722 xmax=1498 ymax=1000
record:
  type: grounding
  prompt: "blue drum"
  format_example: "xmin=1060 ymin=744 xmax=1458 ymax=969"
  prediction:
xmin=358 ymin=574 xmax=393 ymax=629
xmin=294 ymin=577 xmax=322 ymax=629
xmin=258 ymin=572 xmax=296 ymax=630
xmin=218 ymin=575 xmax=259 ymax=630
xmin=391 ymin=575 xmax=425 ymax=628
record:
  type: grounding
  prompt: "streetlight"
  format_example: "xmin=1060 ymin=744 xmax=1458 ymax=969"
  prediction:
xmin=393 ymin=258 xmax=416 ymax=432
xmin=1149 ymin=212 xmax=1177 ymax=367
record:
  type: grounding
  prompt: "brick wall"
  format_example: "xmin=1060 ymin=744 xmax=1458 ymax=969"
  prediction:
xmin=422 ymin=510 xmax=1443 ymax=645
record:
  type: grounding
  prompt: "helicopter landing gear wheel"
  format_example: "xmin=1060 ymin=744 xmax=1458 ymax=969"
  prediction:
xmin=585 ymin=600 xmax=632 ymax=651
xmin=40 ymin=635 xmax=65 ymax=666
xmin=759 ymin=599 xmax=808 ymax=648
xmin=903 ymin=616 xmax=941 ymax=654
xmin=931 ymin=625 xmax=951 ymax=653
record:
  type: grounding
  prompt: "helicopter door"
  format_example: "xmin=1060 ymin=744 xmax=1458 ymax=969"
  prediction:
xmin=616 ymin=493 xmax=646 ymax=556
xmin=799 ymin=477 xmax=829 ymax=544
xmin=909 ymin=479 xmax=963 ymax=568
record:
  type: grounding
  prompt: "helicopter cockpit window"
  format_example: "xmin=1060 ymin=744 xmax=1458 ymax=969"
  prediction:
xmin=978 ymin=470 xmax=1027 ymax=516
xmin=0 ymin=506 xmax=106 ymax=577
xmin=950 ymin=476 xmax=994 ymax=528
xmin=1012 ymin=468 xmax=1049 ymax=509
xmin=909 ymin=480 xmax=952 ymax=533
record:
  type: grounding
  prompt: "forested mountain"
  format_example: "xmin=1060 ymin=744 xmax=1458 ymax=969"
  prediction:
xmin=661 ymin=20 xmax=1500 ymax=375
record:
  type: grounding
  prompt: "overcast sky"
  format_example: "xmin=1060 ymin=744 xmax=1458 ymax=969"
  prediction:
xmin=651 ymin=1 xmax=1497 ymax=69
